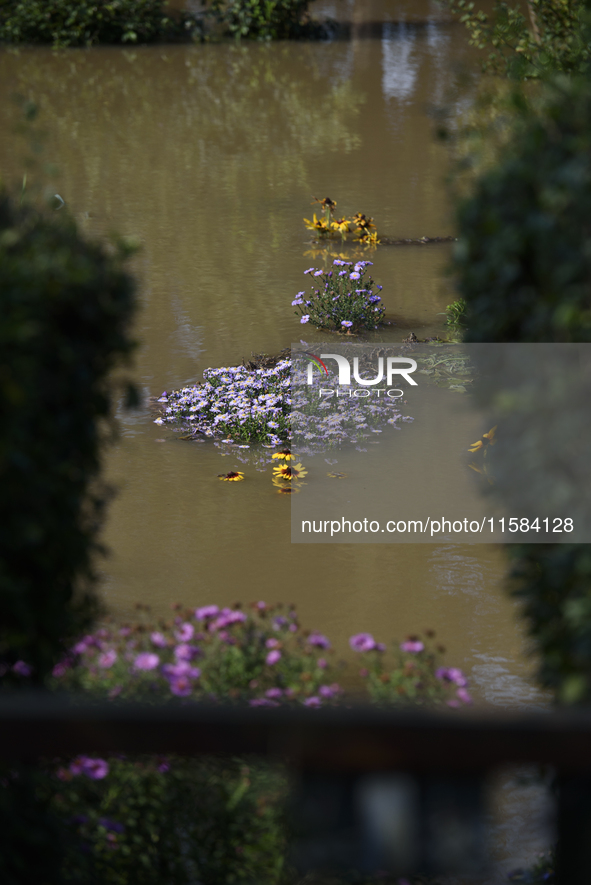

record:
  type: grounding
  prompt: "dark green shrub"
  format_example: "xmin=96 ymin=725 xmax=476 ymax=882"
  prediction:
xmin=456 ymin=77 xmax=591 ymax=345
xmin=453 ymin=75 xmax=591 ymax=703
xmin=0 ymin=189 xmax=137 ymax=684
xmin=208 ymin=0 xmax=312 ymax=40
xmin=0 ymin=0 xmax=199 ymax=47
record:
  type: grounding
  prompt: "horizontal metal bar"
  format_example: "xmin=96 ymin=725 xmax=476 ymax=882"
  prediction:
xmin=1 ymin=693 xmax=591 ymax=772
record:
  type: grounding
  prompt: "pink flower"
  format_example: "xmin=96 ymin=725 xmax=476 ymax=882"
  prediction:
xmin=400 ymin=640 xmax=424 ymax=654
xmin=349 ymin=633 xmax=376 ymax=652
xmin=195 ymin=605 xmax=219 ymax=621
xmin=303 ymin=696 xmax=322 ymax=708
xmin=98 ymin=650 xmax=117 ymax=669
xmin=317 ymin=658 xmax=328 ymax=669
xmin=150 ymin=632 xmax=168 ymax=648
xmin=174 ymin=622 xmax=194 ymax=643
xmin=288 ymin=624 xmax=298 ymax=633
xmin=72 ymin=636 xmax=93 ymax=655
xmin=319 ymin=683 xmax=341 ymax=698
xmin=266 ymin=650 xmax=281 ymax=666
xmin=249 ymin=698 xmax=279 ymax=707
xmin=256 ymin=601 xmax=267 ymax=610
xmin=52 ymin=661 xmax=69 ymax=678
xmin=265 ymin=688 xmax=283 ymax=699
xmin=133 ymin=653 xmax=160 ymax=671
xmin=446 ymin=699 xmax=461 ymax=708
xmin=265 ymin=638 xmax=280 ymax=649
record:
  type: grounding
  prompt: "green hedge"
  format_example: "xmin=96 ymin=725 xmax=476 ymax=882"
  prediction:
xmin=0 ymin=189 xmax=137 ymax=684
xmin=0 ymin=0 xmax=199 ymax=47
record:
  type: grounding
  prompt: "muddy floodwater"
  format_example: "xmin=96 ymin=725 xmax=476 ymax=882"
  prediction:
xmin=0 ymin=0 xmax=553 ymax=874
xmin=0 ymin=0 xmax=547 ymax=707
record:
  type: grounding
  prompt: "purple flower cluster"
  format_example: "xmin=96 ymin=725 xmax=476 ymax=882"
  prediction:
xmin=156 ymin=359 xmax=291 ymax=446
xmin=292 ymin=261 xmax=385 ymax=333
xmin=49 ymin=605 xmax=471 ymax=710
xmin=69 ymin=756 xmax=109 ymax=780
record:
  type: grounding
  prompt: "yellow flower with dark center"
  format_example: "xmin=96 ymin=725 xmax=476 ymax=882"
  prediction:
xmin=272 ymin=449 xmax=295 ymax=460
xmin=218 ymin=471 xmax=244 ymax=482
xmin=327 ymin=472 xmax=347 ymax=479
xmin=312 ymin=196 xmax=337 ymax=213
xmin=331 ymin=217 xmax=350 ymax=235
xmin=303 ymin=213 xmax=329 ymax=232
xmin=352 ymin=213 xmax=376 ymax=231
xmin=272 ymin=462 xmax=307 ymax=481
xmin=468 ymin=426 xmax=497 ymax=453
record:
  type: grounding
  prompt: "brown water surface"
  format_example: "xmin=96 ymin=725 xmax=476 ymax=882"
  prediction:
xmin=0 ymin=1 xmax=546 ymax=718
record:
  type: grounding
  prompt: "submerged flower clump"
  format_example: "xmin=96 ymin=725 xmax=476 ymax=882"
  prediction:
xmin=293 ymin=260 xmax=385 ymax=333
xmin=156 ymin=359 xmax=291 ymax=445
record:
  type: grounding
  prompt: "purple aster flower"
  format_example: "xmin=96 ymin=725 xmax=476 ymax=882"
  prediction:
xmin=195 ymin=605 xmax=219 ymax=621
xmin=318 ymin=685 xmax=336 ymax=698
xmin=303 ymin=267 xmax=315 ymax=274
xmin=72 ymin=636 xmax=92 ymax=655
xmin=265 ymin=688 xmax=283 ymax=699
xmin=292 ymin=298 xmax=304 ymax=306
xmin=157 ymin=761 xmax=170 ymax=774
xmin=249 ymin=698 xmax=279 ymax=707
xmin=133 ymin=652 xmax=160 ymax=671
xmin=52 ymin=661 xmax=69 ymax=678
xmin=98 ymin=650 xmax=117 ymax=669
xmin=151 ymin=632 xmax=167 ymax=648
xmin=349 ymin=633 xmax=377 ymax=652
xmin=400 ymin=639 xmax=424 ymax=654
xmin=303 ymin=696 xmax=322 ymax=708
xmin=313 ymin=270 xmax=323 ymax=277
xmin=456 ymin=688 xmax=472 ymax=704
xmin=349 ymin=272 xmax=361 ymax=280
xmin=333 ymin=259 xmax=346 ymax=266
xmin=169 ymin=676 xmax=192 ymax=696
xmin=265 ymin=638 xmax=280 ymax=649
xmin=341 ymin=320 xmax=353 ymax=328
xmin=273 ymin=616 xmax=288 ymax=629
xmin=368 ymin=295 xmax=381 ymax=303
xmin=338 ymin=270 xmax=347 ymax=276
xmin=174 ymin=644 xmax=201 ymax=661
xmin=162 ymin=661 xmax=201 ymax=679
xmin=308 ymin=632 xmax=331 ymax=649
xmin=300 ymin=315 xmax=310 ymax=324
xmin=174 ymin=622 xmax=194 ymax=642
xmin=377 ymin=284 xmax=383 ymax=290
xmin=70 ymin=756 xmax=109 ymax=780
xmin=435 ymin=667 xmax=468 ymax=687
xmin=12 ymin=660 xmax=32 ymax=677
xmin=266 ymin=650 xmax=281 ymax=665
xmin=288 ymin=623 xmax=298 ymax=633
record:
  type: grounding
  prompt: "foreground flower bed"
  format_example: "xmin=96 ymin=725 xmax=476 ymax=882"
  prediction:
xmin=14 ymin=606 xmax=469 ymax=883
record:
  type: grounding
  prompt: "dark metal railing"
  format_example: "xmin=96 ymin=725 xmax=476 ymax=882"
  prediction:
xmin=2 ymin=694 xmax=590 ymax=881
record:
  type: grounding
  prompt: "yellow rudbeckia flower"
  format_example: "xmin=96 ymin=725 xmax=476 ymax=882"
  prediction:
xmin=218 ymin=471 xmax=244 ymax=482
xmin=271 ymin=449 xmax=295 ymax=460
xmin=272 ymin=463 xmax=307 ymax=481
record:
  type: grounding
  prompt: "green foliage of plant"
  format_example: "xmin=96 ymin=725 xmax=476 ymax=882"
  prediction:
xmin=452 ymin=74 xmax=591 ymax=704
xmin=0 ymin=188 xmax=137 ymax=684
xmin=208 ymin=0 xmax=312 ymax=40
xmin=443 ymin=298 xmax=467 ymax=327
xmin=454 ymin=77 xmax=591 ymax=345
xmin=443 ymin=0 xmax=591 ymax=78
xmin=49 ymin=756 xmax=288 ymax=885
xmin=0 ymin=0 xmax=200 ymax=47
